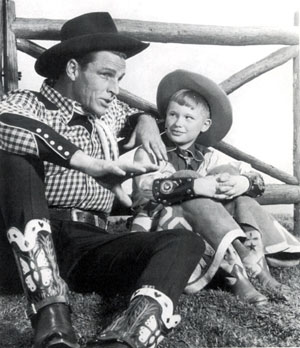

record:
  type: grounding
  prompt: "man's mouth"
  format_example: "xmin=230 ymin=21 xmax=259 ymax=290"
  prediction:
xmin=99 ymin=98 xmax=113 ymax=107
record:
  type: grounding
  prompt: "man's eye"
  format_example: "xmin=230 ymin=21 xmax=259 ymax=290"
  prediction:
xmin=99 ymin=72 xmax=111 ymax=79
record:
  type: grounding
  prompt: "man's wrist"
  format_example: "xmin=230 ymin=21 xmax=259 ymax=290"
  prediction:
xmin=138 ymin=113 xmax=157 ymax=122
xmin=70 ymin=150 xmax=92 ymax=174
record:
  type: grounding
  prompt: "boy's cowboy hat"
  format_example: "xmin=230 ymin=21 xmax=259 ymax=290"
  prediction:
xmin=35 ymin=12 xmax=149 ymax=78
xmin=157 ymin=69 xmax=232 ymax=147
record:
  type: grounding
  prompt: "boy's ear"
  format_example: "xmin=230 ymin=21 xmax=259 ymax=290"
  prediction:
xmin=201 ymin=118 xmax=212 ymax=133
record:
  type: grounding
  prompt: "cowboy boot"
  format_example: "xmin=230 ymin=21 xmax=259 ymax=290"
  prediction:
xmin=242 ymin=229 xmax=290 ymax=292
xmin=221 ymin=245 xmax=268 ymax=305
xmin=6 ymin=219 xmax=79 ymax=348
xmin=87 ymin=287 xmax=181 ymax=348
xmin=31 ymin=303 xmax=79 ymax=348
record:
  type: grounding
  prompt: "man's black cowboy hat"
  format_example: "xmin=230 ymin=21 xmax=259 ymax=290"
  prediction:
xmin=35 ymin=12 xmax=149 ymax=78
xmin=156 ymin=69 xmax=232 ymax=147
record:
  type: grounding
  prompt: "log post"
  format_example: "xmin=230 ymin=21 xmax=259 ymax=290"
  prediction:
xmin=0 ymin=0 xmax=4 ymax=97
xmin=293 ymin=12 xmax=300 ymax=235
xmin=3 ymin=0 xmax=18 ymax=92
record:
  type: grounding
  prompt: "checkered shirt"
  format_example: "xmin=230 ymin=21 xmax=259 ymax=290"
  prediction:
xmin=0 ymin=80 xmax=139 ymax=213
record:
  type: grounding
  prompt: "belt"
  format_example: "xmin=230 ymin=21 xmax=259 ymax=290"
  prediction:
xmin=49 ymin=208 xmax=109 ymax=230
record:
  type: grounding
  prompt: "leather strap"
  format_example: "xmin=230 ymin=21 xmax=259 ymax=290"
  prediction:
xmin=49 ymin=208 xmax=109 ymax=230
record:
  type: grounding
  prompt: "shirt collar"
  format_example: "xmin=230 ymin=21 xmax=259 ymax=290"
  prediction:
xmin=166 ymin=141 xmax=208 ymax=162
xmin=40 ymin=79 xmax=85 ymax=122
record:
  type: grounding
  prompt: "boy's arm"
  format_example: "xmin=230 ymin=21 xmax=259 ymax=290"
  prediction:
xmin=152 ymin=175 xmax=219 ymax=205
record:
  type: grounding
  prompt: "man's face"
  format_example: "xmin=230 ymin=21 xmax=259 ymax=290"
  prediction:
xmin=72 ymin=51 xmax=126 ymax=116
xmin=165 ymin=101 xmax=211 ymax=149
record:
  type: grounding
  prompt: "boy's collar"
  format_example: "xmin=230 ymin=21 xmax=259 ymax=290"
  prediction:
xmin=166 ymin=140 xmax=209 ymax=162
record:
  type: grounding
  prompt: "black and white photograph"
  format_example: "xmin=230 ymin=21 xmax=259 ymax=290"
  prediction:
xmin=0 ymin=0 xmax=299 ymax=347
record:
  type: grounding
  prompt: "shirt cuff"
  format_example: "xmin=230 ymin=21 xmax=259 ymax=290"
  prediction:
xmin=242 ymin=171 xmax=265 ymax=198
xmin=152 ymin=177 xmax=196 ymax=205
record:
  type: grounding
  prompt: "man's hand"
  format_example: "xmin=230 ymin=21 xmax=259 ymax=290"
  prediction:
xmin=123 ymin=114 xmax=168 ymax=162
xmin=70 ymin=150 xmax=158 ymax=207
xmin=213 ymin=173 xmax=250 ymax=200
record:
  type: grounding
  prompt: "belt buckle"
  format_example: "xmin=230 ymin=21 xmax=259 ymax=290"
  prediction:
xmin=94 ymin=215 xmax=100 ymax=228
xmin=71 ymin=208 xmax=81 ymax=222
xmin=95 ymin=215 xmax=108 ymax=231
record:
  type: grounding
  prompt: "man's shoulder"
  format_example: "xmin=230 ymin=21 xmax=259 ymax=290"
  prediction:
xmin=0 ymin=89 xmax=50 ymax=116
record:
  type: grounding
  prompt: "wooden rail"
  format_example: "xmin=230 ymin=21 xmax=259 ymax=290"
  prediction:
xmin=12 ymin=17 xmax=299 ymax=45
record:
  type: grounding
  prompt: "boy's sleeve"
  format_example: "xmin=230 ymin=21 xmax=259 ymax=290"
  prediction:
xmin=152 ymin=177 xmax=196 ymax=205
xmin=242 ymin=171 xmax=265 ymax=198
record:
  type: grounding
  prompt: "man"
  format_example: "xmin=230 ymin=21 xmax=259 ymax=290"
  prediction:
xmin=0 ymin=12 xmax=204 ymax=348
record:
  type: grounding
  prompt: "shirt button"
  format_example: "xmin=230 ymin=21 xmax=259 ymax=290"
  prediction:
xmin=57 ymin=146 xmax=63 ymax=151
xmin=36 ymin=128 xmax=42 ymax=133
xmin=50 ymin=140 xmax=55 ymax=145
xmin=44 ymin=134 xmax=49 ymax=139
xmin=64 ymin=151 xmax=70 ymax=156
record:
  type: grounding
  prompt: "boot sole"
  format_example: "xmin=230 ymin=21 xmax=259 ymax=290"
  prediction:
xmin=33 ymin=338 xmax=80 ymax=348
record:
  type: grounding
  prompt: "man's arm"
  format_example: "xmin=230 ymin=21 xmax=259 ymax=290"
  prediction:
xmin=113 ymin=98 xmax=167 ymax=161
xmin=0 ymin=112 xmax=80 ymax=166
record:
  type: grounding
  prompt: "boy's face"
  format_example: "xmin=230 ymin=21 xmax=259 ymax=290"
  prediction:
xmin=165 ymin=101 xmax=212 ymax=149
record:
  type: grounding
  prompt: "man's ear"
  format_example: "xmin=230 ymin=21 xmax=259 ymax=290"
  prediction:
xmin=201 ymin=118 xmax=212 ymax=133
xmin=65 ymin=59 xmax=80 ymax=81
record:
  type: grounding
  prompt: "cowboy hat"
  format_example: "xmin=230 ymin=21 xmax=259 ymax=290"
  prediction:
xmin=156 ymin=69 xmax=232 ymax=147
xmin=35 ymin=12 xmax=149 ymax=78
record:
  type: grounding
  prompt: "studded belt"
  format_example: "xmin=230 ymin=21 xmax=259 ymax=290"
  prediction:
xmin=49 ymin=208 xmax=109 ymax=230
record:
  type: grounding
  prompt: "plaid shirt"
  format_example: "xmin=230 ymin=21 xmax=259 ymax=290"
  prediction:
xmin=0 ymin=80 xmax=138 ymax=213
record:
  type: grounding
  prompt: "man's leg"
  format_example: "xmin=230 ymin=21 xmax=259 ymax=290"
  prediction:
xmin=0 ymin=150 xmax=78 ymax=348
xmin=69 ymin=228 xmax=204 ymax=348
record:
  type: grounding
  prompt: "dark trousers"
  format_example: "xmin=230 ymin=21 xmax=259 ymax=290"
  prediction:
xmin=0 ymin=150 xmax=204 ymax=306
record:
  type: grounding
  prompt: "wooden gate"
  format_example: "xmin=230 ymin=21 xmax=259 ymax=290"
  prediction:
xmin=1 ymin=0 xmax=299 ymax=232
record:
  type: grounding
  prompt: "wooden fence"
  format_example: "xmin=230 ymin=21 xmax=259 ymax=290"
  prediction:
xmin=1 ymin=0 xmax=300 ymax=232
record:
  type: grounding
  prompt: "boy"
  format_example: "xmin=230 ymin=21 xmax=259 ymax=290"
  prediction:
xmin=131 ymin=69 xmax=300 ymax=304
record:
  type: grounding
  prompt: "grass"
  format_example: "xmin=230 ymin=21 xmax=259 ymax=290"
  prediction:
xmin=1 ymin=214 xmax=300 ymax=348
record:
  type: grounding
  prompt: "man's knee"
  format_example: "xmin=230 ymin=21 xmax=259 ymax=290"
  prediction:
xmin=161 ymin=229 xmax=204 ymax=259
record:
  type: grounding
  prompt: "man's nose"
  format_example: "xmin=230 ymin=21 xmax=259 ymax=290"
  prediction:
xmin=108 ymin=78 xmax=119 ymax=95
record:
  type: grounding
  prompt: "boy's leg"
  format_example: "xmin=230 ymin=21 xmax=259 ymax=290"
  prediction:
xmin=156 ymin=198 xmax=267 ymax=305
xmin=69 ymin=229 xmax=204 ymax=348
xmin=233 ymin=231 xmax=289 ymax=292
xmin=0 ymin=150 xmax=78 ymax=348
xmin=225 ymin=196 xmax=289 ymax=292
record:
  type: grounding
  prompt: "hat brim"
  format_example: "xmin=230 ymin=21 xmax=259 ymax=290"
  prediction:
xmin=156 ymin=69 xmax=232 ymax=147
xmin=35 ymin=32 xmax=149 ymax=78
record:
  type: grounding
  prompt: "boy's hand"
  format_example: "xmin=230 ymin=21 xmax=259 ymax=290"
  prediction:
xmin=214 ymin=173 xmax=249 ymax=200
xmin=193 ymin=176 xmax=220 ymax=197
